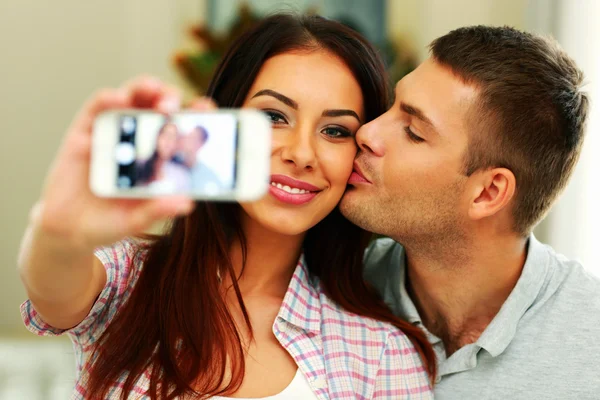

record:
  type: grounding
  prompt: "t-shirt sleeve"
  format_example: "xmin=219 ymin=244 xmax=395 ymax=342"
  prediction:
xmin=20 ymin=238 xmax=142 ymax=349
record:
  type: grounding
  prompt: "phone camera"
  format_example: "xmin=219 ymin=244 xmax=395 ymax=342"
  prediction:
xmin=115 ymin=142 xmax=136 ymax=165
xmin=117 ymin=176 xmax=132 ymax=188
xmin=121 ymin=117 xmax=136 ymax=135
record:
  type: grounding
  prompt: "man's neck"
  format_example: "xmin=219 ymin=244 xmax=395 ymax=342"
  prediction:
xmin=404 ymin=233 xmax=528 ymax=356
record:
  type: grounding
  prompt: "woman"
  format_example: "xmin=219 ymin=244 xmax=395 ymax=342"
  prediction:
xmin=137 ymin=121 xmax=191 ymax=192
xmin=19 ymin=14 xmax=435 ymax=399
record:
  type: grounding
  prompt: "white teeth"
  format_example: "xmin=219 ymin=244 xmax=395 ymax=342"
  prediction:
xmin=270 ymin=181 xmax=310 ymax=195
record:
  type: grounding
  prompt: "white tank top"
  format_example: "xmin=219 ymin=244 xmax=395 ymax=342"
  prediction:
xmin=212 ymin=369 xmax=318 ymax=400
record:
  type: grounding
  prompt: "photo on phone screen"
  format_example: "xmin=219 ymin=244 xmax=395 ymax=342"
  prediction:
xmin=114 ymin=113 xmax=238 ymax=195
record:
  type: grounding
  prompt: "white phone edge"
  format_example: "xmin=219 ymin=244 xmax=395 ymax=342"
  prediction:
xmin=90 ymin=109 xmax=272 ymax=201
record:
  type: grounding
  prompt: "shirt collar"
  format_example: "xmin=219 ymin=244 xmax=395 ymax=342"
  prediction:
xmin=396 ymin=234 xmax=550 ymax=357
xmin=476 ymin=234 xmax=549 ymax=356
xmin=276 ymin=254 xmax=322 ymax=334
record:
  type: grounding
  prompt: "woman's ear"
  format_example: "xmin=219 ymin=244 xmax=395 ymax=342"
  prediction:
xmin=467 ymin=168 xmax=516 ymax=221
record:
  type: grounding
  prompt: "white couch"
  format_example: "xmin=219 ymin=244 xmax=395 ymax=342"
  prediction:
xmin=0 ymin=338 xmax=75 ymax=400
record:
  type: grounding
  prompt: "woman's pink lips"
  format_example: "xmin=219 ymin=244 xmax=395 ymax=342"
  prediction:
xmin=270 ymin=174 xmax=321 ymax=191
xmin=269 ymin=185 xmax=318 ymax=205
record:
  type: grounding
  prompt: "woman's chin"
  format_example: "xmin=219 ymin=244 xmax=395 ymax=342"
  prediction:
xmin=240 ymin=198 xmax=337 ymax=238
xmin=258 ymin=218 xmax=314 ymax=237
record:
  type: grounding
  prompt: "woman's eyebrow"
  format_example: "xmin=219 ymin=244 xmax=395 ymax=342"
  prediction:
xmin=251 ymin=89 xmax=297 ymax=109
xmin=252 ymin=89 xmax=361 ymax=122
xmin=322 ymin=109 xmax=361 ymax=123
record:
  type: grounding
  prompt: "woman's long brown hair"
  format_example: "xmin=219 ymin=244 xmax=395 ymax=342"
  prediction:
xmin=87 ymin=14 xmax=436 ymax=400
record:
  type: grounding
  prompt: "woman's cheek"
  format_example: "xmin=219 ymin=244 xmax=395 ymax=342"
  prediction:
xmin=319 ymin=144 xmax=356 ymax=187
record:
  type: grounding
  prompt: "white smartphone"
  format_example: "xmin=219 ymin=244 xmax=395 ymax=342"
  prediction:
xmin=90 ymin=109 xmax=271 ymax=201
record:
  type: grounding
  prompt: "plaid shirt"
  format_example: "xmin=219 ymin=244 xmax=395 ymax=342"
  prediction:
xmin=21 ymin=239 xmax=432 ymax=399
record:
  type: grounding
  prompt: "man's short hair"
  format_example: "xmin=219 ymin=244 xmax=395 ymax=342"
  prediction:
xmin=430 ymin=26 xmax=589 ymax=236
xmin=193 ymin=126 xmax=209 ymax=142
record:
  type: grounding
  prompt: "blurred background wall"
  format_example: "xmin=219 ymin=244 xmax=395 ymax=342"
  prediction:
xmin=0 ymin=1 xmax=597 ymax=398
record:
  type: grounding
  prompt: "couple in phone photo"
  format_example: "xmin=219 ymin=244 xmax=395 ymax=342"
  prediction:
xmin=136 ymin=122 xmax=224 ymax=194
xmin=18 ymin=12 xmax=600 ymax=400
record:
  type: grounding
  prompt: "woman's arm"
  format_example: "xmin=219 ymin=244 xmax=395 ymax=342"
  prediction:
xmin=18 ymin=205 xmax=106 ymax=330
xmin=17 ymin=77 xmax=194 ymax=331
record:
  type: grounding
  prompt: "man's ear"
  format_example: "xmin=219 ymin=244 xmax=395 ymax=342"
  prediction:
xmin=468 ymin=168 xmax=516 ymax=221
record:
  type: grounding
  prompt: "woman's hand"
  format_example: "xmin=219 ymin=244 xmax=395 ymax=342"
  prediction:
xmin=35 ymin=76 xmax=195 ymax=251
xmin=18 ymin=77 xmax=216 ymax=330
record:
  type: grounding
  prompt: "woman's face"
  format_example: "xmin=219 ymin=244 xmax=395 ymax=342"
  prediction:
xmin=156 ymin=123 xmax=179 ymax=160
xmin=241 ymin=50 xmax=364 ymax=236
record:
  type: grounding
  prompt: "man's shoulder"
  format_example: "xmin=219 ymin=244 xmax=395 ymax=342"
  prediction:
xmin=547 ymin=261 xmax=600 ymax=312
xmin=540 ymin=242 xmax=600 ymax=296
xmin=192 ymin=162 xmax=222 ymax=181
xmin=530 ymin=242 xmax=600 ymax=328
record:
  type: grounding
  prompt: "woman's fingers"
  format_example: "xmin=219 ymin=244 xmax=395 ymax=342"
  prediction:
xmin=124 ymin=75 xmax=182 ymax=113
xmin=69 ymin=88 xmax=129 ymax=137
xmin=70 ymin=76 xmax=182 ymax=136
xmin=188 ymin=97 xmax=218 ymax=111
xmin=31 ymin=76 xmax=201 ymax=251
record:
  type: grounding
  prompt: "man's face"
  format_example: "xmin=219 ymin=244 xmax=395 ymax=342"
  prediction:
xmin=179 ymin=129 xmax=205 ymax=165
xmin=187 ymin=129 xmax=205 ymax=153
xmin=340 ymin=58 xmax=478 ymax=244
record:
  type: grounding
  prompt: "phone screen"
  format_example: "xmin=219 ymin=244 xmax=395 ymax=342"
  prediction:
xmin=114 ymin=113 xmax=238 ymax=195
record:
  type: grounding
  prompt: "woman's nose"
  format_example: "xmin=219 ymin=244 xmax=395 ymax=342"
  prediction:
xmin=280 ymin=126 xmax=317 ymax=171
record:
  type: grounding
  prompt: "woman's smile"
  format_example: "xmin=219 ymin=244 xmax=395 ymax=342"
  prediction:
xmin=268 ymin=174 xmax=322 ymax=205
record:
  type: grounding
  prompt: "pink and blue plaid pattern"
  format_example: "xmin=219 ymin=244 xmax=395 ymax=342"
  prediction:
xmin=21 ymin=239 xmax=432 ymax=399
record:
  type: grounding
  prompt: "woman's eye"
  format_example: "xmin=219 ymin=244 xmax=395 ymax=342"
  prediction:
xmin=264 ymin=111 xmax=287 ymax=125
xmin=404 ymin=126 xmax=425 ymax=143
xmin=322 ymin=126 xmax=352 ymax=138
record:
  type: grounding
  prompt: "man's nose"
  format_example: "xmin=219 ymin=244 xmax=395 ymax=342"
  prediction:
xmin=355 ymin=115 xmax=386 ymax=157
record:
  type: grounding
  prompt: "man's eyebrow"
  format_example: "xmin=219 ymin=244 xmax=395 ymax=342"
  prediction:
xmin=251 ymin=89 xmax=297 ymax=109
xmin=322 ymin=109 xmax=361 ymax=123
xmin=400 ymin=102 xmax=435 ymax=128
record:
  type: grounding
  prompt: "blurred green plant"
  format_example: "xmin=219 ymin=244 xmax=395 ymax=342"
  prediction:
xmin=173 ymin=1 xmax=417 ymax=96
xmin=173 ymin=2 xmax=261 ymax=94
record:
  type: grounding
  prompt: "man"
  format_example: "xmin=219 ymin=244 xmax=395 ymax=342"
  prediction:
xmin=177 ymin=125 xmax=223 ymax=193
xmin=340 ymin=26 xmax=599 ymax=399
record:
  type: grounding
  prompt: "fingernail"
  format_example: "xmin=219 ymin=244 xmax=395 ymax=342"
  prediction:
xmin=194 ymin=97 xmax=217 ymax=110
xmin=115 ymin=88 xmax=129 ymax=103
xmin=159 ymin=97 xmax=181 ymax=113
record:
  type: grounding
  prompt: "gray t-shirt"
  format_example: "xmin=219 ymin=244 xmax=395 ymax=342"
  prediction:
xmin=364 ymin=235 xmax=600 ymax=399
xmin=190 ymin=161 xmax=224 ymax=194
